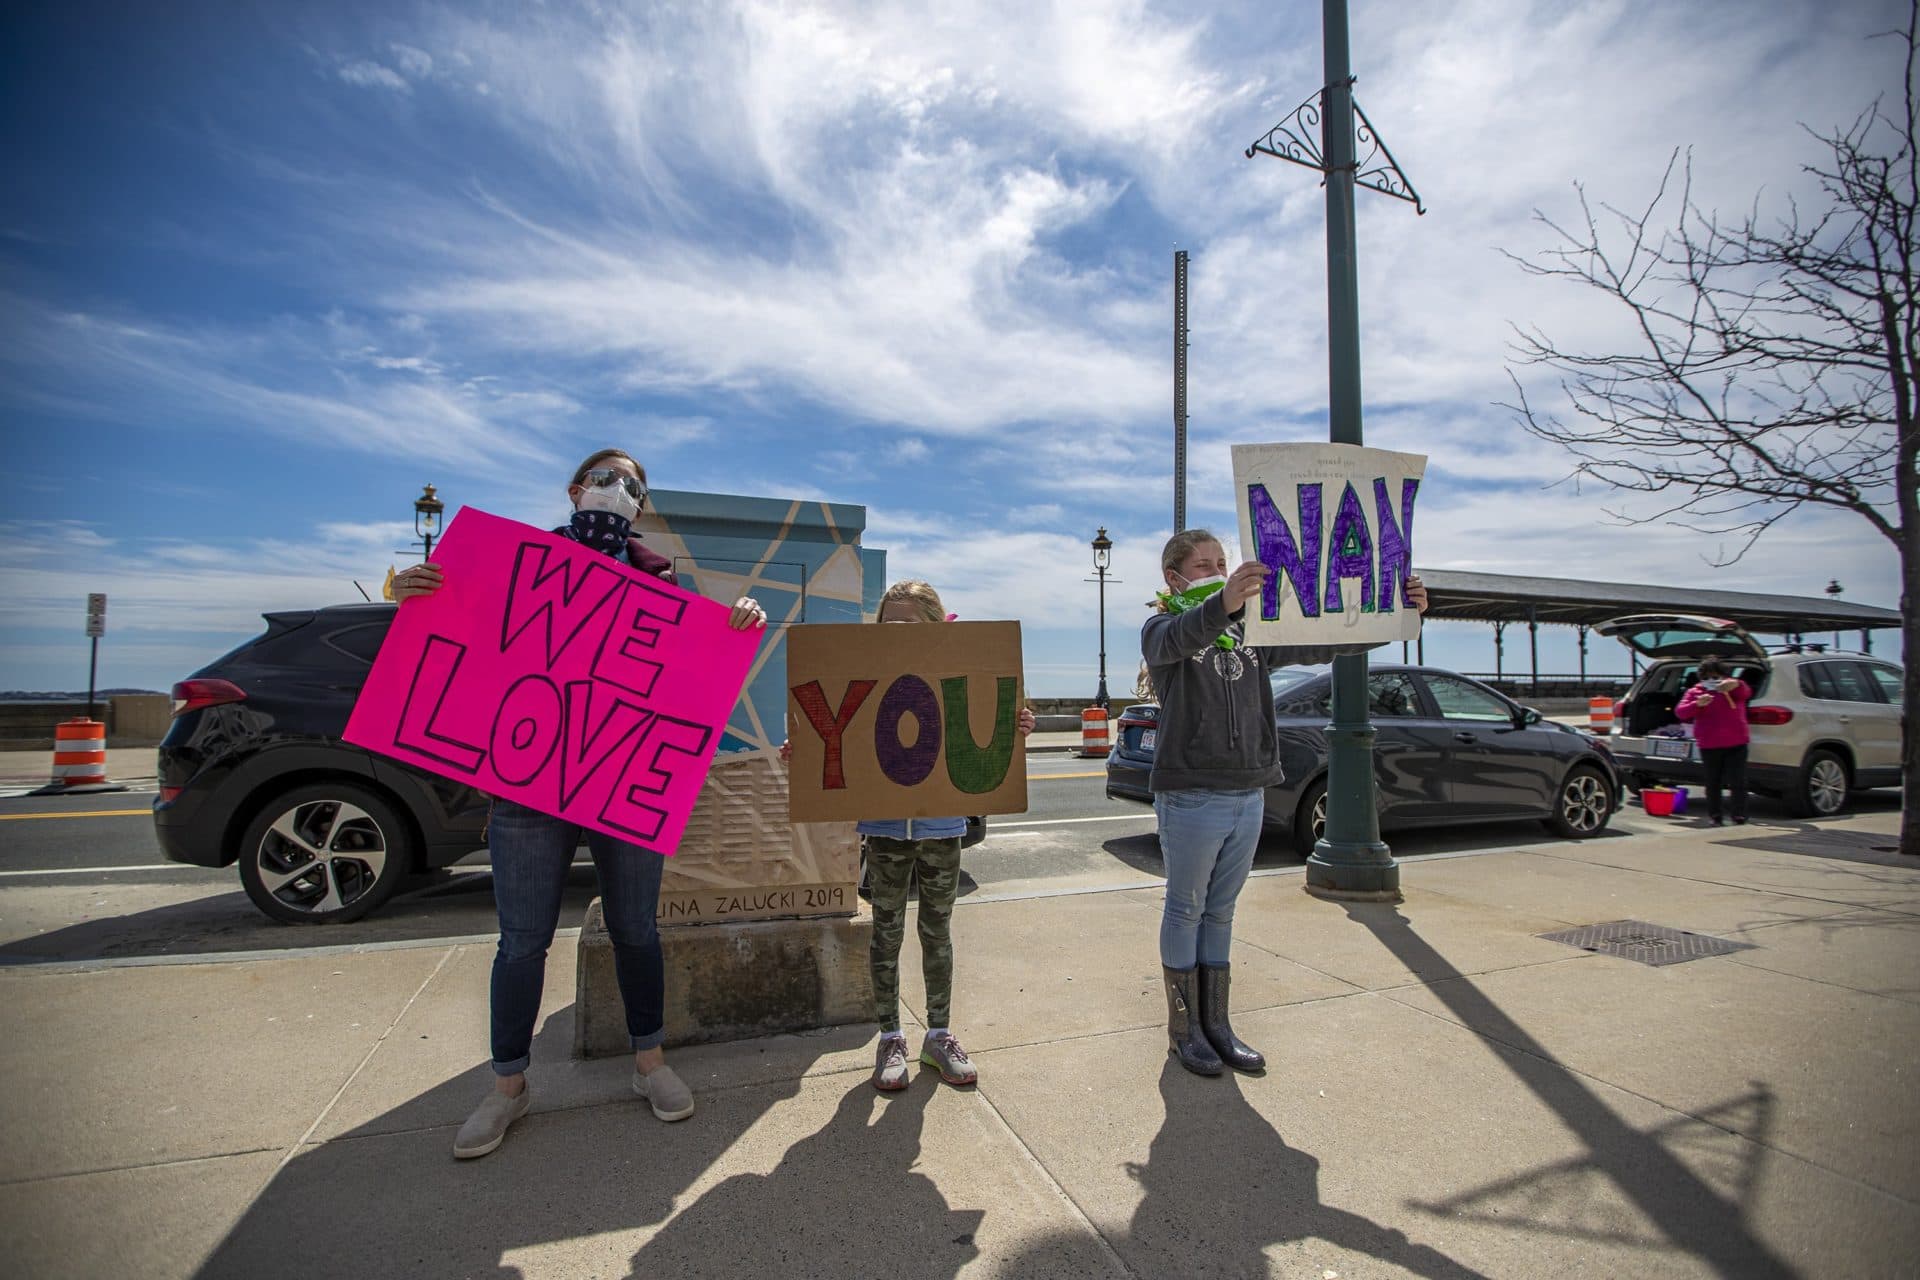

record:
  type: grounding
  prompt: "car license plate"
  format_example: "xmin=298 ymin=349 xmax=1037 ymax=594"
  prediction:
xmin=1651 ymin=738 xmax=1694 ymax=760
xmin=1140 ymin=729 xmax=1156 ymax=752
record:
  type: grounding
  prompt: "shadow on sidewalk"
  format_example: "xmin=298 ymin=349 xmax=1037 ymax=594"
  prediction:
xmin=623 ymin=1077 xmax=986 ymax=1278
xmin=194 ymin=1008 xmax=872 ymax=1279
xmin=1344 ymin=902 xmax=1799 ymax=1279
xmin=1115 ymin=1061 xmax=1493 ymax=1279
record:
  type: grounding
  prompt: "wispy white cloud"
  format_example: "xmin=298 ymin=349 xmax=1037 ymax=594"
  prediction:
xmin=338 ymin=60 xmax=409 ymax=92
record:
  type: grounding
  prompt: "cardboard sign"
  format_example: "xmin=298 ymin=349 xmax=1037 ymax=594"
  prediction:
xmin=786 ymin=621 xmax=1027 ymax=823
xmin=1232 ymin=442 xmax=1428 ymax=646
xmin=343 ymin=507 xmax=761 ymax=855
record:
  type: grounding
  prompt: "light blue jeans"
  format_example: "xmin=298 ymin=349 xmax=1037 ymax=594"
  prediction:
xmin=1154 ymin=787 xmax=1265 ymax=969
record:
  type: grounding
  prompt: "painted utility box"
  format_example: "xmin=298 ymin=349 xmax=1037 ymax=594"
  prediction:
xmin=633 ymin=489 xmax=885 ymax=925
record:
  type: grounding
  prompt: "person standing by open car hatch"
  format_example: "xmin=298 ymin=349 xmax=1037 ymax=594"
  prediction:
xmin=1675 ymin=657 xmax=1752 ymax=826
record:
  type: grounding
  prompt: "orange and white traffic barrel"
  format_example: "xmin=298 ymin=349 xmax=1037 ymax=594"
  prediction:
xmin=1587 ymin=697 xmax=1614 ymax=735
xmin=1081 ymin=706 xmax=1110 ymax=757
xmin=27 ymin=718 xmax=126 ymax=795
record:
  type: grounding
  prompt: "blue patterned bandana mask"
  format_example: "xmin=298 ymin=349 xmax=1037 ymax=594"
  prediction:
xmin=562 ymin=508 xmax=631 ymax=556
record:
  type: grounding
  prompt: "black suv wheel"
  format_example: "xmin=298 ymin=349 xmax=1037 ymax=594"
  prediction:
xmin=238 ymin=781 xmax=414 ymax=924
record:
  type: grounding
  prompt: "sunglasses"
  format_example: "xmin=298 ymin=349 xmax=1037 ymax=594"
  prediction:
xmin=582 ymin=469 xmax=649 ymax=505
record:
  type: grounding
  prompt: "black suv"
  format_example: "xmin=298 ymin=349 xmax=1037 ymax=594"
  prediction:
xmin=155 ymin=604 xmax=491 ymax=923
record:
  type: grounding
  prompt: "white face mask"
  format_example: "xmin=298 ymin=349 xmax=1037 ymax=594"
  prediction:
xmin=1173 ymin=572 xmax=1228 ymax=597
xmin=577 ymin=484 xmax=640 ymax=522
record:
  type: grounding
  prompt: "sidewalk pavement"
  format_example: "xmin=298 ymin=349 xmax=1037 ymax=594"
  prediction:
xmin=2 ymin=811 xmax=1915 ymax=1278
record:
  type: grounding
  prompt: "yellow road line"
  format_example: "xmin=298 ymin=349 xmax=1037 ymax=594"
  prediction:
xmin=1029 ymin=770 xmax=1108 ymax=781
xmin=0 ymin=809 xmax=149 ymax=821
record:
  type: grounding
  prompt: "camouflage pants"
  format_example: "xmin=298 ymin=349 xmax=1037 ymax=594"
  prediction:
xmin=866 ymin=836 xmax=964 ymax=1033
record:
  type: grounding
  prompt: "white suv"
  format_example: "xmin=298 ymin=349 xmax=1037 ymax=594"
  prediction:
xmin=1598 ymin=614 xmax=1902 ymax=817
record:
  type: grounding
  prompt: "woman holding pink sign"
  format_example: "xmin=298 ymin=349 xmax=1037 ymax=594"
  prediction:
xmin=394 ymin=448 xmax=768 ymax=1159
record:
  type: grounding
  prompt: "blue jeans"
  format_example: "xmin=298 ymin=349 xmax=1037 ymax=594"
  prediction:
xmin=487 ymin=799 xmax=666 ymax=1075
xmin=1155 ymin=788 xmax=1264 ymax=970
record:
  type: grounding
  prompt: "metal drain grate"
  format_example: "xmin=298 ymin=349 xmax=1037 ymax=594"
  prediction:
xmin=1537 ymin=920 xmax=1755 ymax=967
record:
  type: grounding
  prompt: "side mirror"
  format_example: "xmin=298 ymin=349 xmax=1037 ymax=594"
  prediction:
xmin=1517 ymin=707 xmax=1543 ymax=727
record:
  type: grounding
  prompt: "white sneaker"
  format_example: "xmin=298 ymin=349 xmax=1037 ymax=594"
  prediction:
xmin=633 ymin=1064 xmax=696 ymax=1121
xmin=453 ymin=1086 xmax=531 ymax=1159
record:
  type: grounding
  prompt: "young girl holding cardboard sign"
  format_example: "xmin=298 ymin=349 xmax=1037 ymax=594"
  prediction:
xmin=851 ymin=581 xmax=1035 ymax=1092
xmin=1144 ymin=530 xmax=1426 ymax=1076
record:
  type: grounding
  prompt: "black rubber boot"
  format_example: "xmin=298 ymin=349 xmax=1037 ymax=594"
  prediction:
xmin=1198 ymin=963 xmax=1266 ymax=1073
xmin=1163 ymin=966 xmax=1224 ymax=1076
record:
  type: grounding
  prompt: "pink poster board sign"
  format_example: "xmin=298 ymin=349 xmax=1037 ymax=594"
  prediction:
xmin=343 ymin=507 xmax=761 ymax=856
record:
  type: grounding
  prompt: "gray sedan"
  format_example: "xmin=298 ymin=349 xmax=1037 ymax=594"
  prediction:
xmin=1105 ymin=664 xmax=1622 ymax=855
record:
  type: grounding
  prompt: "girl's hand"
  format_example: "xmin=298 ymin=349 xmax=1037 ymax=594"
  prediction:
xmin=392 ymin=562 xmax=444 ymax=603
xmin=1223 ymin=561 xmax=1270 ymax=612
xmin=777 ymin=740 xmax=791 ymax=763
xmin=1406 ymin=573 xmax=1430 ymax=615
xmin=729 ymin=597 xmax=769 ymax=630
xmin=1017 ymin=707 xmax=1036 ymax=738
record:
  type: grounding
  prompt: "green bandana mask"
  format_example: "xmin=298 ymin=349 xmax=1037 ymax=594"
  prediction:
xmin=1156 ymin=577 xmax=1237 ymax=649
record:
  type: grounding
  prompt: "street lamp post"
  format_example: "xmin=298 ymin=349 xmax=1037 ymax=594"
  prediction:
xmin=413 ymin=484 xmax=445 ymax=561
xmin=1090 ymin=527 xmax=1114 ymax=709
xmin=1826 ymin=579 xmax=1844 ymax=650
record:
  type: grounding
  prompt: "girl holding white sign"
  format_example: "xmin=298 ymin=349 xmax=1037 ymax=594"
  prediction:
xmin=1143 ymin=530 xmax=1426 ymax=1076
xmin=394 ymin=448 xmax=769 ymax=1159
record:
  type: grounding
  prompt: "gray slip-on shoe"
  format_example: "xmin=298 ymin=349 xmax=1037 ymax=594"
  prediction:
xmin=453 ymin=1086 xmax=531 ymax=1159
xmin=633 ymin=1064 xmax=696 ymax=1121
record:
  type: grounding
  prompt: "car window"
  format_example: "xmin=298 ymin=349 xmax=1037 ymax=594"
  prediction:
xmin=1798 ymin=663 xmax=1834 ymax=699
xmin=1422 ymin=674 xmax=1513 ymax=722
xmin=1803 ymin=661 xmax=1877 ymax=703
xmin=1274 ymin=679 xmax=1331 ymax=719
xmin=1866 ymin=664 xmax=1903 ymax=704
xmin=1368 ymin=671 xmax=1423 ymax=718
xmin=323 ymin=623 xmax=391 ymax=666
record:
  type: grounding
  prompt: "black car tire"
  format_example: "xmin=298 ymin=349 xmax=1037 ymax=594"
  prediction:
xmin=238 ymin=781 xmax=415 ymax=924
xmin=1291 ymin=779 xmax=1328 ymax=858
xmin=1786 ymin=748 xmax=1850 ymax=819
xmin=1623 ymin=771 xmax=1652 ymax=796
xmin=1542 ymin=765 xmax=1613 ymax=839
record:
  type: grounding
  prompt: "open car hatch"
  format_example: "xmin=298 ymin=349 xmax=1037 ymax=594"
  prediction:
xmin=1595 ymin=614 xmax=1769 ymax=662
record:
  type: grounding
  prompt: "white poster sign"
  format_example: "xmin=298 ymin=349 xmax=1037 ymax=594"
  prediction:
xmin=1232 ymin=442 xmax=1427 ymax=646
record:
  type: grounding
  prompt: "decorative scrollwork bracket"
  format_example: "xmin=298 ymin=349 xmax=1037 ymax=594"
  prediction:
xmin=1246 ymin=78 xmax=1425 ymax=215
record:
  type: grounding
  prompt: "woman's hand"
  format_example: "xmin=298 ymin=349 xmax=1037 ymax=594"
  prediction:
xmin=1017 ymin=707 xmax=1036 ymax=738
xmin=392 ymin=562 xmax=444 ymax=603
xmin=1223 ymin=560 xmax=1270 ymax=612
xmin=1406 ymin=573 xmax=1430 ymax=615
xmin=729 ymin=597 xmax=769 ymax=630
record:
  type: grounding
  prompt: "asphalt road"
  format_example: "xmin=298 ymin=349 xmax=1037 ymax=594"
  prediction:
xmin=0 ymin=759 xmax=1894 ymax=965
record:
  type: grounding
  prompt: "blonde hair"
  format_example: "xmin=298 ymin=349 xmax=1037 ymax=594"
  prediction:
xmin=878 ymin=579 xmax=947 ymax=623
xmin=1160 ymin=528 xmax=1222 ymax=574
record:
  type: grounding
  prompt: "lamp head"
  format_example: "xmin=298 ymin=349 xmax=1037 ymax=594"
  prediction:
xmin=413 ymin=483 xmax=444 ymax=538
xmin=1091 ymin=526 xmax=1112 ymax=571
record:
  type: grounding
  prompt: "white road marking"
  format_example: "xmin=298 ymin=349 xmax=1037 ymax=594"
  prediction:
xmin=0 ymin=864 xmax=197 ymax=877
xmin=994 ymin=813 xmax=1155 ymax=829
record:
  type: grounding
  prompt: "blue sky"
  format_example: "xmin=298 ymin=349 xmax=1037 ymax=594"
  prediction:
xmin=0 ymin=0 xmax=1906 ymax=697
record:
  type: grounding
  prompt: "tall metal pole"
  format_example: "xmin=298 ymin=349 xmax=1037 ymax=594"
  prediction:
xmin=1173 ymin=250 xmax=1190 ymax=533
xmin=86 ymin=637 xmax=98 ymax=722
xmin=1306 ymin=0 xmax=1397 ymax=899
xmin=1096 ymin=568 xmax=1110 ymax=708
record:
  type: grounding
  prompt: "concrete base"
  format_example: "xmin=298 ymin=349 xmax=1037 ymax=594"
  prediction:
xmin=573 ymin=898 xmax=874 ymax=1058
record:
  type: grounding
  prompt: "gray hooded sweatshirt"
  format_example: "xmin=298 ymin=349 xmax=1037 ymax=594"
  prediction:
xmin=1140 ymin=592 xmax=1352 ymax=794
